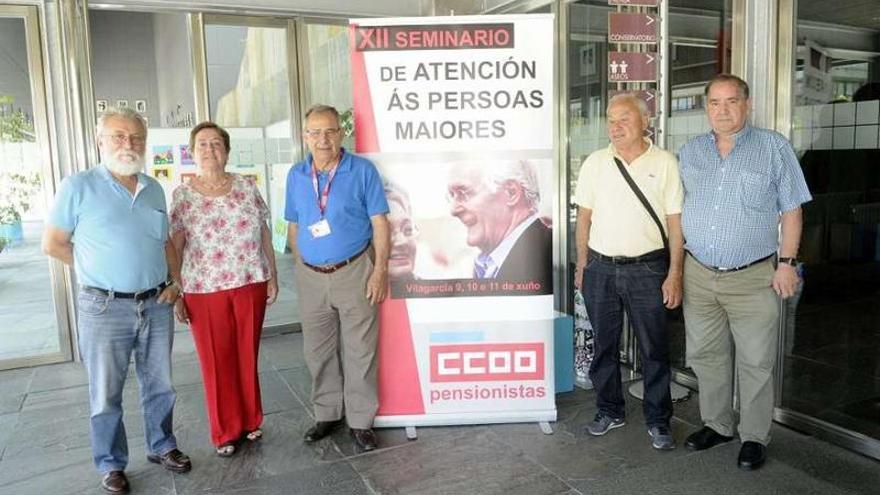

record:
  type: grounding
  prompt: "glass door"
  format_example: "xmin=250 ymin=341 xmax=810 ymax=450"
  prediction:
xmin=0 ymin=5 xmax=73 ymax=369
xmin=200 ymin=15 xmax=301 ymax=329
xmin=777 ymin=0 xmax=880 ymax=457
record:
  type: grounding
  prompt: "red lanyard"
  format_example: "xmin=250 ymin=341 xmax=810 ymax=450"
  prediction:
xmin=311 ymin=161 xmax=338 ymax=217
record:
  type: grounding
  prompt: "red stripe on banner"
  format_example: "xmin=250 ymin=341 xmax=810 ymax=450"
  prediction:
xmin=377 ymin=296 xmax=425 ymax=415
xmin=349 ymin=24 xmax=380 ymax=153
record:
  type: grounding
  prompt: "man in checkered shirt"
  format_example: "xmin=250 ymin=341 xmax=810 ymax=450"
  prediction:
xmin=678 ymin=74 xmax=811 ymax=471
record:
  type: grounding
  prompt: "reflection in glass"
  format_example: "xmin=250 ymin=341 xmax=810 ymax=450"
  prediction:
xmin=304 ymin=24 xmax=355 ymax=148
xmin=0 ymin=17 xmax=59 ymax=360
xmin=205 ymin=22 xmax=296 ymax=327
xmin=783 ymin=1 xmax=880 ymax=442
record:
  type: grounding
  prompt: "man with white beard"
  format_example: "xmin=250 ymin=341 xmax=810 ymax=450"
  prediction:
xmin=43 ymin=107 xmax=191 ymax=494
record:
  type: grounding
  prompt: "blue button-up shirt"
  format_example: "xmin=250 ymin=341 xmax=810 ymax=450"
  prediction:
xmin=284 ymin=149 xmax=389 ymax=265
xmin=679 ymin=125 xmax=812 ymax=268
xmin=48 ymin=165 xmax=170 ymax=292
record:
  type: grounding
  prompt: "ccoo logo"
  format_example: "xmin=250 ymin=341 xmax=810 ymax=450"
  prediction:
xmin=429 ymin=343 xmax=544 ymax=382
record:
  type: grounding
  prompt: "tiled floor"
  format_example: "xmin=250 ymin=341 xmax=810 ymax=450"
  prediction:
xmin=1 ymin=330 xmax=878 ymax=495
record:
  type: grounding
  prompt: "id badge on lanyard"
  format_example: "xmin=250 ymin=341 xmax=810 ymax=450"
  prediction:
xmin=308 ymin=163 xmax=337 ymax=239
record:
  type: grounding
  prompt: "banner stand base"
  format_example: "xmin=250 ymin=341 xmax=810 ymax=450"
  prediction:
xmin=539 ymin=421 xmax=554 ymax=435
xmin=628 ymin=380 xmax=692 ymax=403
xmin=405 ymin=426 xmax=418 ymax=440
xmin=374 ymin=409 xmax=558 ymax=429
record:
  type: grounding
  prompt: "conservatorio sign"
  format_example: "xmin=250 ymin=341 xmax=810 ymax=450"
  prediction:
xmin=349 ymin=14 xmax=557 ymax=428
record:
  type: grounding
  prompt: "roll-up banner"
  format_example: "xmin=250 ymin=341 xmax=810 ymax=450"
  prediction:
xmin=349 ymin=14 xmax=556 ymax=427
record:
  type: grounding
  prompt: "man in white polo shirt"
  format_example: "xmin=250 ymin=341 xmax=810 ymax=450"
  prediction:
xmin=574 ymin=93 xmax=684 ymax=450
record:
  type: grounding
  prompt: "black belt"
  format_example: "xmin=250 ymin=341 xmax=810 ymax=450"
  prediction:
xmin=590 ymin=248 xmax=667 ymax=265
xmin=303 ymin=246 xmax=369 ymax=274
xmin=687 ymin=251 xmax=774 ymax=273
xmin=81 ymin=281 xmax=171 ymax=301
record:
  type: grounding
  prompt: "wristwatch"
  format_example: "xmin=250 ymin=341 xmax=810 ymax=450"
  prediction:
xmin=778 ymin=256 xmax=798 ymax=267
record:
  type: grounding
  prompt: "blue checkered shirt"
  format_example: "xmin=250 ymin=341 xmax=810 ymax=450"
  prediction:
xmin=679 ymin=125 xmax=812 ymax=268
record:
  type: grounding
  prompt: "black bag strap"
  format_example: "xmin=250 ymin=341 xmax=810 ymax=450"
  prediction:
xmin=613 ymin=157 xmax=668 ymax=251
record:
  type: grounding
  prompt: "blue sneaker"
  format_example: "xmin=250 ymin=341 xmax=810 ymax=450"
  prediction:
xmin=648 ymin=425 xmax=676 ymax=450
xmin=586 ymin=413 xmax=626 ymax=436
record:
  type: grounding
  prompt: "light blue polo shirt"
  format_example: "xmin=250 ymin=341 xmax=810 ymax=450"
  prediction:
xmin=48 ymin=164 xmax=169 ymax=292
xmin=284 ymin=149 xmax=389 ymax=265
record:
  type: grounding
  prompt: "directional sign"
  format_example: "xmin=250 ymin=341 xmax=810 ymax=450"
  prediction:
xmin=609 ymin=89 xmax=657 ymax=117
xmin=608 ymin=0 xmax=660 ymax=6
xmin=607 ymin=52 xmax=657 ymax=82
xmin=608 ymin=13 xmax=658 ymax=44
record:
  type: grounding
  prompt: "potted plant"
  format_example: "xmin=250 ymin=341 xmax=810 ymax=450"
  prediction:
xmin=0 ymin=171 xmax=41 ymax=245
xmin=1 ymin=97 xmax=39 ymax=246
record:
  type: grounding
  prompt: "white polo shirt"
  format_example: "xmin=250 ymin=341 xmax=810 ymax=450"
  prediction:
xmin=573 ymin=140 xmax=683 ymax=257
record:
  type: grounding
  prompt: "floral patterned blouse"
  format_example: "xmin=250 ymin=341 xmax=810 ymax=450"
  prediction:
xmin=170 ymin=174 xmax=271 ymax=293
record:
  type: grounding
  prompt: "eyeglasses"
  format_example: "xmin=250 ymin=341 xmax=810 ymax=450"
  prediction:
xmin=195 ymin=139 xmax=226 ymax=150
xmin=446 ymin=187 xmax=477 ymax=204
xmin=392 ymin=222 xmax=419 ymax=241
xmin=103 ymin=133 xmax=146 ymax=146
xmin=304 ymin=128 xmax=341 ymax=139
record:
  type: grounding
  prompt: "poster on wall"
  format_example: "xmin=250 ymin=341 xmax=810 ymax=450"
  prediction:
xmin=179 ymin=144 xmax=194 ymax=165
xmin=152 ymin=145 xmax=174 ymax=165
xmin=350 ymin=14 xmax=556 ymax=428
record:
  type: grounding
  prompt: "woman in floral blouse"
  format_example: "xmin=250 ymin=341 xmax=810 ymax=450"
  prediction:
xmin=170 ymin=122 xmax=278 ymax=457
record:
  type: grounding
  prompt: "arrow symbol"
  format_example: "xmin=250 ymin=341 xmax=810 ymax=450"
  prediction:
xmin=646 ymin=54 xmax=655 ymax=64
xmin=646 ymin=16 xmax=655 ymax=26
xmin=644 ymin=91 xmax=655 ymax=101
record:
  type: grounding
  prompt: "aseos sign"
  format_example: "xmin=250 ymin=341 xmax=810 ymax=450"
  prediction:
xmin=608 ymin=52 xmax=657 ymax=83
xmin=608 ymin=13 xmax=658 ymax=44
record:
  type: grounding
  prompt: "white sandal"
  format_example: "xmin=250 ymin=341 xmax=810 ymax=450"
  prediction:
xmin=216 ymin=443 xmax=236 ymax=457
xmin=246 ymin=429 xmax=263 ymax=441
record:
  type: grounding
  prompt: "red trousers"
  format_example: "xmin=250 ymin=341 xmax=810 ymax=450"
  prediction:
xmin=184 ymin=281 xmax=267 ymax=446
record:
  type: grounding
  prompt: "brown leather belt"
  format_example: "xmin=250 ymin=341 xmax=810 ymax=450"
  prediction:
xmin=302 ymin=246 xmax=368 ymax=274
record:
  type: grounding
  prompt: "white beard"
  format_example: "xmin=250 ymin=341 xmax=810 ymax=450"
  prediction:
xmin=105 ymin=152 xmax=145 ymax=176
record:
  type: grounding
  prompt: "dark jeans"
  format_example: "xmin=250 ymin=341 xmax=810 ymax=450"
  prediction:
xmin=583 ymin=253 xmax=673 ymax=427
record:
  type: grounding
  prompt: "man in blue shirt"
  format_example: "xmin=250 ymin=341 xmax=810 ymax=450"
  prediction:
xmin=678 ymin=75 xmax=811 ymax=471
xmin=42 ymin=107 xmax=190 ymax=494
xmin=285 ymin=104 xmax=390 ymax=452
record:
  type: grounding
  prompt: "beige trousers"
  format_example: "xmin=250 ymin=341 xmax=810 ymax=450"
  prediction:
xmin=683 ymin=254 xmax=780 ymax=445
xmin=294 ymin=253 xmax=379 ymax=429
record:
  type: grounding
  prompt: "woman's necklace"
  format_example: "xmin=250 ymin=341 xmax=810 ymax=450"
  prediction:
xmin=199 ymin=173 xmax=230 ymax=190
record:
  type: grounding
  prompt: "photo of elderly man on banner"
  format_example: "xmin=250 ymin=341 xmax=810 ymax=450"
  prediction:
xmin=380 ymin=159 xmax=553 ymax=299
xmin=349 ymin=13 xmax=557 ymax=431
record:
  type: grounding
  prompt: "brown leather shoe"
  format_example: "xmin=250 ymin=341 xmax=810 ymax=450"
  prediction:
xmin=304 ymin=419 xmax=344 ymax=443
xmin=350 ymin=428 xmax=378 ymax=452
xmin=101 ymin=470 xmax=130 ymax=494
xmin=147 ymin=448 xmax=192 ymax=473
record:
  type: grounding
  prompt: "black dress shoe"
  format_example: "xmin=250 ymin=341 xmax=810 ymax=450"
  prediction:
xmin=101 ymin=470 xmax=130 ymax=494
xmin=738 ymin=441 xmax=767 ymax=470
xmin=147 ymin=448 xmax=192 ymax=473
xmin=350 ymin=428 xmax=378 ymax=451
xmin=304 ymin=419 xmax=344 ymax=443
xmin=685 ymin=426 xmax=734 ymax=451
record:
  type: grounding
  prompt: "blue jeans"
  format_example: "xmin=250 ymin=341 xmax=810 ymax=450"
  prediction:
xmin=583 ymin=254 xmax=673 ymax=427
xmin=76 ymin=290 xmax=178 ymax=474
